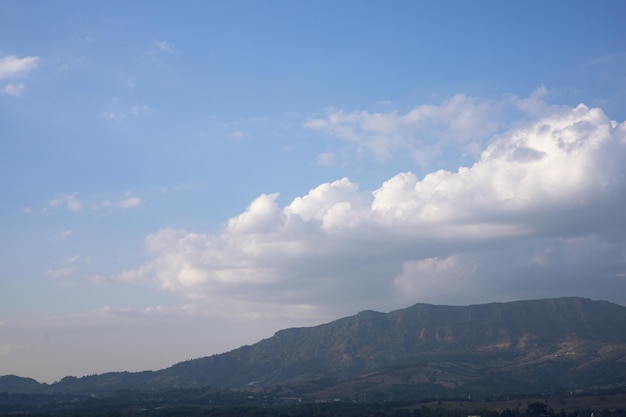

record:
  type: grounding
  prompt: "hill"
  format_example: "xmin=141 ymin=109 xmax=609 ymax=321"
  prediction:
xmin=2 ymin=297 xmax=626 ymax=399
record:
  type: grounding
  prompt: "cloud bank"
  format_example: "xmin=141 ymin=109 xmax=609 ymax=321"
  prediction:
xmin=102 ymin=102 xmax=626 ymax=318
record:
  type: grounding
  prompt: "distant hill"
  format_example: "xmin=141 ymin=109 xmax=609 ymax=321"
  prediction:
xmin=3 ymin=297 xmax=626 ymax=399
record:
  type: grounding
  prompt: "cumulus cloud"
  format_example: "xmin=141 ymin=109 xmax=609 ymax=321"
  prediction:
xmin=304 ymin=89 xmax=573 ymax=166
xmin=102 ymin=102 xmax=626 ymax=318
xmin=0 ymin=55 xmax=39 ymax=79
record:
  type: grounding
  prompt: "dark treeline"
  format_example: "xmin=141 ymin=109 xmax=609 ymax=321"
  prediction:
xmin=137 ymin=403 xmax=626 ymax=417
xmin=2 ymin=388 xmax=626 ymax=417
xmin=2 ymin=397 xmax=626 ymax=417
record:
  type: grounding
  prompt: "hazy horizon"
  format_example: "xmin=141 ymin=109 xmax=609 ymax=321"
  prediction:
xmin=2 ymin=295 xmax=619 ymax=385
xmin=2 ymin=1 xmax=626 ymax=383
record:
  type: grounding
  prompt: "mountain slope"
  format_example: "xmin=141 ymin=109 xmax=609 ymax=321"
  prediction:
xmin=152 ymin=297 xmax=626 ymax=395
xmin=3 ymin=297 xmax=626 ymax=398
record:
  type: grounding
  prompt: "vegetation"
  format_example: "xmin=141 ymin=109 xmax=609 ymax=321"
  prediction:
xmin=2 ymin=387 xmax=626 ymax=417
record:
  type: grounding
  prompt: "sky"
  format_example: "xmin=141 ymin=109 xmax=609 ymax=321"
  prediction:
xmin=1 ymin=1 xmax=626 ymax=383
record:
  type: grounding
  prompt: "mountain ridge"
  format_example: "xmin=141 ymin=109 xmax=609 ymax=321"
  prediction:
xmin=2 ymin=297 xmax=626 ymax=399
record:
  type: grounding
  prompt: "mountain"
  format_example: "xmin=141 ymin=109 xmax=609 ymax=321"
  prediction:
xmin=3 ymin=297 xmax=626 ymax=399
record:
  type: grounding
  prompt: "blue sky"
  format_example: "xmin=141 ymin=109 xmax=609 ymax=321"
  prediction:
xmin=2 ymin=1 xmax=626 ymax=383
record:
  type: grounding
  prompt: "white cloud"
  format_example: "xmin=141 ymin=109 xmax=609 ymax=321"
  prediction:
xmin=93 ymin=192 xmax=141 ymax=210
xmin=102 ymin=104 xmax=150 ymax=121
xmin=46 ymin=192 xmax=141 ymax=212
xmin=103 ymin=102 xmax=626 ymax=318
xmin=386 ymin=107 xmax=620 ymax=222
xmin=46 ymin=255 xmax=81 ymax=280
xmin=67 ymin=255 xmax=80 ymax=264
xmin=229 ymin=130 xmax=245 ymax=138
xmin=101 ymin=111 xmax=127 ymax=121
xmin=92 ymin=262 xmax=153 ymax=286
xmin=55 ymin=229 xmax=73 ymax=241
xmin=49 ymin=193 xmax=83 ymax=212
xmin=305 ymin=89 xmax=569 ymax=166
xmin=46 ymin=267 xmax=76 ymax=278
xmin=2 ymin=83 xmax=25 ymax=96
xmin=315 ymin=152 xmax=336 ymax=166
xmin=0 ymin=55 xmax=39 ymax=79
xmin=0 ymin=54 xmax=38 ymax=97
xmin=305 ymin=94 xmax=501 ymax=162
xmin=513 ymin=85 xmax=554 ymax=116
xmin=154 ymin=40 xmax=176 ymax=54
xmin=130 ymin=105 xmax=149 ymax=116
xmin=119 ymin=196 xmax=141 ymax=208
